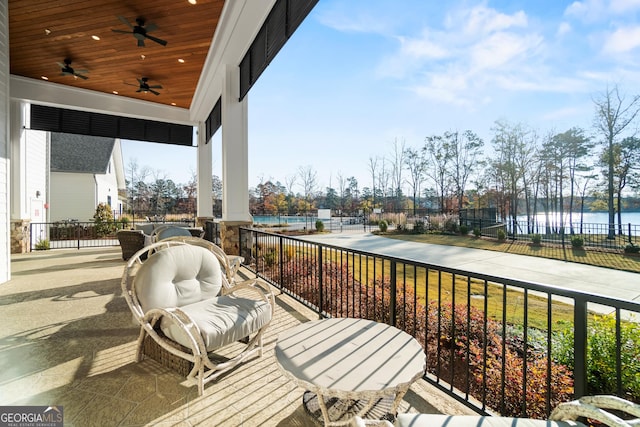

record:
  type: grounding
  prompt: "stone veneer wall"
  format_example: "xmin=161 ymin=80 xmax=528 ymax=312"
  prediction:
xmin=219 ymin=221 xmax=252 ymax=256
xmin=10 ymin=219 xmax=30 ymax=253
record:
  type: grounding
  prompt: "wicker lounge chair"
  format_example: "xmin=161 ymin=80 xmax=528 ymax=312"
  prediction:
xmin=121 ymin=240 xmax=273 ymax=395
xmin=116 ymin=230 xmax=146 ymax=260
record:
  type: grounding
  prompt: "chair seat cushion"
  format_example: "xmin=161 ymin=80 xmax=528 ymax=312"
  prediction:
xmin=394 ymin=415 xmax=585 ymax=427
xmin=161 ymin=294 xmax=272 ymax=352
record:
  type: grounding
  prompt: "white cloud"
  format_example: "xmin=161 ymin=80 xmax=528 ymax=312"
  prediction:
xmin=469 ymin=32 xmax=543 ymax=71
xmin=557 ymin=22 xmax=572 ymax=36
xmin=564 ymin=0 xmax=607 ymax=21
xmin=457 ymin=5 xmax=528 ymax=36
xmin=610 ymin=0 xmax=640 ymax=13
xmin=603 ymin=26 xmax=640 ymax=53
xmin=398 ymin=32 xmax=451 ymax=60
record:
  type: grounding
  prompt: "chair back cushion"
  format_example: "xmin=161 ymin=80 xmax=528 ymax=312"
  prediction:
xmin=156 ymin=226 xmax=192 ymax=241
xmin=134 ymin=245 xmax=223 ymax=312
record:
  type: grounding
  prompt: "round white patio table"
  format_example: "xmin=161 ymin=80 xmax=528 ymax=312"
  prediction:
xmin=275 ymin=317 xmax=426 ymax=426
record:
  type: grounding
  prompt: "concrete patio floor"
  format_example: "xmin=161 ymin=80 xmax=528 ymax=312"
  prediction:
xmin=0 ymin=247 xmax=474 ymax=426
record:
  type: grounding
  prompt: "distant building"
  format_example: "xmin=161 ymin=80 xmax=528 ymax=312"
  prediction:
xmin=49 ymin=133 xmax=126 ymax=222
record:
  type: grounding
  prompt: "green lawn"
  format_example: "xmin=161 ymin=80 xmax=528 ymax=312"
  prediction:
xmin=382 ymin=232 xmax=640 ymax=273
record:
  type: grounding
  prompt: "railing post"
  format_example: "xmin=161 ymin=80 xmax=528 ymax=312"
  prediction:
xmin=629 ymin=223 xmax=632 ymax=244
xmin=573 ymin=295 xmax=588 ymax=398
xmin=318 ymin=244 xmax=324 ymax=316
xmin=279 ymin=235 xmax=284 ymax=290
xmin=390 ymin=260 xmax=397 ymax=326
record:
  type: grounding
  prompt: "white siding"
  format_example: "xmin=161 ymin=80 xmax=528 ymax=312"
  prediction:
xmin=95 ymin=160 xmax=121 ymax=216
xmin=25 ymin=130 xmax=47 ymax=222
xmin=50 ymin=173 xmax=95 ymax=222
xmin=0 ymin=1 xmax=10 ymax=282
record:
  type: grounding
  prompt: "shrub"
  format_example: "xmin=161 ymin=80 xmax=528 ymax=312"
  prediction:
xmin=531 ymin=234 xmax=542 ymax=245
xmin=93 ymin=203 xmax=115 ymax=237
xmin=570 ymin=236 xmax=584 ymax=248
xmin=315 ymin=219 xmax=325 ymax=232
xmin=553 ymin=314 xmax=640 ymax=398
xmin=497 ymin=229 xmax=506 ymax=241
xmin=378 ymin=220 xmax=388 ymax=232
xmin=34 ymin=239 xmax=50 ymax=250
xmin=413 ymin=220 xmax=426 ymax=234
xmin=459 ymin=224 xmax=469 ymax=235
xmin=473 ymin=227 xmax=481 ymax=237
xmin=625 ymin=243 xmax=640 ymax=254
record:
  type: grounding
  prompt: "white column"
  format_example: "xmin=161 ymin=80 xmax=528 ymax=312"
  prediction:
xmin=221 ymin=63 xmax=250 ymax=221
xmin=196 ymin=121 xmax=213 ymax=218
xmin=10 ymin=101 xmax=27 ymax=219
xmin=0 ymin=0 xmax=10 ymax=281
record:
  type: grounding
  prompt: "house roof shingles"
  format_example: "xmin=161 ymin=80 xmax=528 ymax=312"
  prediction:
xmin=50 ymin=133 xmax=115 ymax=174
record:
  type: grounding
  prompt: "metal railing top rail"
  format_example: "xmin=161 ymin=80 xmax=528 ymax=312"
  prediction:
xmin=242 ymin=227 xmax=640 ymax=312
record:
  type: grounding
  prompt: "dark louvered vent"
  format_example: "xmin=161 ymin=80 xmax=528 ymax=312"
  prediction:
xmin=205 ymin=97 xmax=222 ymax=142
xmin=239 ymin=0 xmax=319 ymax=100
xmin=30 ymin=104 xmax=193 ymax=146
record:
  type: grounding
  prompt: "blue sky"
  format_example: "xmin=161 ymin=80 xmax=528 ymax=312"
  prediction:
xmin=122 ymin=0 xmax=640 ymax=192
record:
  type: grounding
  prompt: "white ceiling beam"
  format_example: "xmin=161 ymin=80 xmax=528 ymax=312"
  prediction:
xmin=10 ymin=75 xmax=195 ymax=126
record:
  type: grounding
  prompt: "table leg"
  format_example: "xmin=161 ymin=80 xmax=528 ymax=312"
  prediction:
xmin=302 ymin=391 xmax=395 ymax=426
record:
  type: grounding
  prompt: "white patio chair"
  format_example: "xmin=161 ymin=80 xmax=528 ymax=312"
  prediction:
xmin=352 ymin=395 xmax=640 ymax=427
xmin=121 ymin=240 xmax=274 ymax=395
xmin=150 ymin=225 xmax=192 ymax=241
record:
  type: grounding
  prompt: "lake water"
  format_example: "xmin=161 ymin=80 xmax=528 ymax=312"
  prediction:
xmin=517 ymin=211 xmax=640 ymax=225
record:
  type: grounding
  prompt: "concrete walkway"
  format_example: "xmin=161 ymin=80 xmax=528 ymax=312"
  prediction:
xmin=299 ymin=232 xmax=640 ymax=304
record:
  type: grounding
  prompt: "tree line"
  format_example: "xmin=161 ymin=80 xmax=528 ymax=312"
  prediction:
xmin=126 ymin=85 xmax=640 ymax=237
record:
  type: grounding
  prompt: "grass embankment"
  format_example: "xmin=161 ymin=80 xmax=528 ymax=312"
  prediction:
xmin=318 ymin=247 xmax=575 ymax=330
xmin=384 ymin=233 xmax=640 ymax=273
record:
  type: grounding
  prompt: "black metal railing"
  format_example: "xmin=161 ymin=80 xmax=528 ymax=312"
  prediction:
xmin=29 ymin=218 xmax=196 ymax=251
xmin=239 ymin=227 xmax=640 ymax=418
xmin=461 ymin=219 xmax=640 ymax=251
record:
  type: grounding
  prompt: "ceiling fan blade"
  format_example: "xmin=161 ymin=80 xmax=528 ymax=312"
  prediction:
xmin=144 ymin=23 xmax=158 ymax=33
xmin=111 ymin=29 xmax=131 ymax=34
xmin=75 ymin=74 xmax=89 ymax=80
xmin=137 ymin=39 xmax=145 ymax=47
xmin=136 ymin=88 xmax=143 ymax=93
xmin=75 ymin=69 xmax=89 ymax=74
xmin=149 ymin=89 xmax=160 ymax=96
xmin=148 ymin=85 xmax=163 ymax=89
xmin=144 ymin=34 xmax=167 ymax=46
xmin=117 ymin=15 xmax=134 ymax=28
xmin=124 ymin=82 xmax=139 ymax=87
xmin=56 ymin=62 xmax=66 ymax=68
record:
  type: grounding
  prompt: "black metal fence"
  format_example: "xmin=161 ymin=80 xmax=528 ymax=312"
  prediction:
xmin=239 ymin=227 xmax=640 ymax=418
xmin=29 ymin=218 xmax=196 ymax=251
xmin=465 ymin=219 xmax=640 ymax=251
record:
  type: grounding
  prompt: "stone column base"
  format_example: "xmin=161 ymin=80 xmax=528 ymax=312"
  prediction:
xmin=11 ymin=219 xmax=31 ymax=254
xmin=195 ymin=217 xmax=214 ymax=228
xmin=219 ymin=220 xmax=252 ymax=255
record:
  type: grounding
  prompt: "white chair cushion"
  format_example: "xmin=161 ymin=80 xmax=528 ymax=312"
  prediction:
xmin=134 ymin=245 xmax=223 ymax=311
xmin=394 ymin=415 xmax=585 ymax=427
xmin=161 ymin=294 xmax=272 ymax=351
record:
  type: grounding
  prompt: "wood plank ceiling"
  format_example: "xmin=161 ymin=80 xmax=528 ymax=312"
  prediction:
xmin=8 ymin=0 xmax=225 ymax=109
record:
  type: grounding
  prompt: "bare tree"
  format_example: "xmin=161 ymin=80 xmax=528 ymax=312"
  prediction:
xmin=284 ymin=174 xmax=297 ymax=196
xmin=390 ymin=138 xmax=407 ymax=210
xmin=448 ymin=130 xmax=485 ymax=214
xmin=403 ymin=146 xmax=426 ymax=215
xmin=592 ymin=85 xmax=640 ymax=239
xmin=297 ymin=165 xmax=318 ymax=209
xmin=424 ymin=134 xmax=451 ymax=212
xmin=368 ymin=156 xmax=378 ymax=207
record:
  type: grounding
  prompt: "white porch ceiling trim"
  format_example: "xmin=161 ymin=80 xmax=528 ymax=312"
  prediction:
xmin=10 ymin=75 xmax=194 ymax=126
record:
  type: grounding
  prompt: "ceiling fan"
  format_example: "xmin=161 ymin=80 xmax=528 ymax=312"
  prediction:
xmin=112 ymin=16 xmax=168 ymax=47
xmin=126 ymin=77 xmax=163 ymax=95
xmin=57 ymin=59 xmax=88 ymax=80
